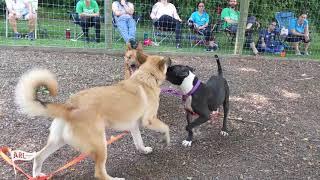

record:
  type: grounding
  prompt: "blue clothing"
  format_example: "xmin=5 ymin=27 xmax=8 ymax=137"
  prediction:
xmin=112 ymin=1 xmax=136 ymax=42
xmin=257 ymin=29 xmax=284 ymax=53
xmin=116 ymin=17 xmax=136 ymax=43
xmin=189 ymin=11 xmax=209 ymax=27
xmin=288 ymin=18 xmax=308 ymax=34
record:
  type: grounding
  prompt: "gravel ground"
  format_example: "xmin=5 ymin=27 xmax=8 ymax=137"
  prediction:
xmin=0 ymin=48 xmax=320 ymax=180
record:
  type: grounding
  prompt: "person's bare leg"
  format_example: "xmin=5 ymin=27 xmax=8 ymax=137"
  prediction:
xmin=28 ymin=14 xmax=37 ymax=32
xmin=8 ymin=14 xmax=18 ymax=33
xmin=293 ymin=42 xmax=300 ymax=54
xmin=304 ymin=42 xmax=310 ymax=54
xmin=250 ymin=42 xmax=258 ymax=55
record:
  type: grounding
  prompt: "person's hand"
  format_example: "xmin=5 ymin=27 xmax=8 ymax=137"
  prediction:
xmin=120 ymin=0 xmax=126 ymax=6
xmin=304 ymin=34 xmax=310 ymax=41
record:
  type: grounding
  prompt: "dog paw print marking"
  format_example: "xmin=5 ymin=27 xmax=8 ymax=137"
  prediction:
xmin=182 ymin=140 xmax=192 ymax=147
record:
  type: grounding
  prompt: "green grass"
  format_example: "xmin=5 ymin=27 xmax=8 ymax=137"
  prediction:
xmin=0 ymin=17 xmax=319 ymax=60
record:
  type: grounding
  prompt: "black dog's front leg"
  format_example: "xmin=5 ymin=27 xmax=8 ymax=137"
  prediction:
xmin=183 ymin=110 xmax=210 ymax=147
xmin=185 ymin=111 xmax=193 ymax=142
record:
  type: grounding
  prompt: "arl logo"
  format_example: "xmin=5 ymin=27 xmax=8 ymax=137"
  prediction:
xmin=13 ymin=151 xmax=25 ymax=159
xmin=11 ymin=150 xmax=36 ymax=162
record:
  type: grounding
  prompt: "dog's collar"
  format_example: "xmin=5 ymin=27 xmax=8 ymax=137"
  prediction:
xmin=182 ymin=79 xmax=201 ymax=102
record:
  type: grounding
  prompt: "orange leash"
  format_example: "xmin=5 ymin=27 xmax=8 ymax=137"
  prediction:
xmin=0 ymin=131 xmax=128 ymax=180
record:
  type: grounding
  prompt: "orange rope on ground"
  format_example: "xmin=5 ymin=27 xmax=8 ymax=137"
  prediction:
xmin=0 ymin=131 xmax=128 ymax=180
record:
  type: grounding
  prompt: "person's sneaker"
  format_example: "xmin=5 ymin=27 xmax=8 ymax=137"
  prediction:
xmin=14 ymin=32 xmax=21 ymax=40
xmin=85 ymin=36 xmax=90 ymax=43
xmin=304 ymin=51 xmax=309 ymax=56
xmin=176 ymin=43 xmax=182 ymax=49
xmin=129 ymin=39 xmax=137 ymax=49
xmin=95 ymin=38 xmax=100 ymax=43
xmin=206 ymin=46 xmax=213 ymax=52
xmin=295 ymin=51 xmax=302 ymax=56
xmin=28 ymin=32 xmax=35 ymax=40
xmin=206 ymin=44 xmax=218 ymax=52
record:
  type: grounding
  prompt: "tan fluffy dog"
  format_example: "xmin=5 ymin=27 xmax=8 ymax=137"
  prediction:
xmin=124 ymin=42 xmax=148 ymax=79
xmin=15 ymin=54 xmax=172 ymax=180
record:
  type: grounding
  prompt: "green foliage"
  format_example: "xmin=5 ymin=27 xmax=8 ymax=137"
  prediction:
xmin=249 ymin=0 xmax=320 ymax=30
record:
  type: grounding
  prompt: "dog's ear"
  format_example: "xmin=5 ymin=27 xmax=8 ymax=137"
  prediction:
xmin=137 ymin=51 xmax=148 ymax=65
xmin=158 ymin=57 xmax=172 ymax=71
xmin=136 ymin=42 xmax=143 ymax=51
xmin=186 ymin=65 xmax=195 ymax=72
xmin=126 ymin=43 xmax=132 ymax=51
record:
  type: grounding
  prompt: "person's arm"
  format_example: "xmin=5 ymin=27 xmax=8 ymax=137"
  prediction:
xmin=221 ymin=8 xmax=238 ymax=24
xmin=199 ymin=13 xmax=209 ymax=29
xmin=172 ymin=4 xmax=182 ymax=22
xmin=150 ymin=3 xmax=158 ymax=20
xmin=289 ymin=19 xmax=304 ymax=36
xmin=304 ymin=21 xmax=310 ymax=41
xmin=92 ymin=1 xmax=100 ymax=17
xmin=5 ymin=0 xmax=15 ymax=14
xmin=124 ymin=2 xmax=134 ymax=15
xmin=76 ymin=1 xmax=86 ymax=17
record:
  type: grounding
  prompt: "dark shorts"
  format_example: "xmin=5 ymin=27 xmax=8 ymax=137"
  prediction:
xmin=286 ymin=34 xmax=311 ymax=43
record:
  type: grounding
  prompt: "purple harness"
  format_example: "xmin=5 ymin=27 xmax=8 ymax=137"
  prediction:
xmin=161 ymin=80 xmax=201 ymax=102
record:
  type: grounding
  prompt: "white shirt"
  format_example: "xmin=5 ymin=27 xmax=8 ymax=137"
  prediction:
xmin=5 ymin=0 xmax=28 ymax=12
xmin=150 ymin=2 xmax=181 ymax=21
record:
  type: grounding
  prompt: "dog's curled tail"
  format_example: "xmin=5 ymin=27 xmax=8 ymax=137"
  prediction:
xmin=15 ymin=69 xmax=69 ymax=119
xmin=214 ymin=55 xmax=223 ymax=76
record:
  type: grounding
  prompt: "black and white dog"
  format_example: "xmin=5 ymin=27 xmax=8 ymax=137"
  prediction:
xmin=166 ymin=55 xmax=229 ymax=147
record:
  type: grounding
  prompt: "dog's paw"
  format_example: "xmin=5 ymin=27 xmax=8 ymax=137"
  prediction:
xmin=111 ymin=177 xmax=125 ymax=180
xmin=141 ymin=147 xmax=153 ymax=154
xmin=182 ymin=140 xmax=192 ymax=147
xmin=33 ymin=173 xmax=46 ymax=178
xmin=220 ymin=131 xmax=229 ymax=136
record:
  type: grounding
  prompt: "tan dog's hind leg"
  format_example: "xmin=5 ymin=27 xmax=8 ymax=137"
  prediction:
xmin=130 ymin=124 xmax=153 ymax=154
xmin=144 ymin=118 xmax=170 ymax=146
xmin=33 ymin=119 xmax=66 ymax=177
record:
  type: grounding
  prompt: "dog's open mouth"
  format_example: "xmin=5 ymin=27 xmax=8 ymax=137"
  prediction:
xmin=129 ymin=64 xmax=138 ymax=75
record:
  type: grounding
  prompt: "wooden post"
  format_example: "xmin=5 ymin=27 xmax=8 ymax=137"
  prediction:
xmin=105 ymin=0 xmax=112 ymax=49
xmin=234 ymin=0 xmax=250 ymax=55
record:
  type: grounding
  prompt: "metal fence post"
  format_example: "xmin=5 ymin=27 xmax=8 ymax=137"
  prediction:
xmin=234 ymin=0 xmax=250 ymax=55
xmin=105 ymin=0 xmax=112 ymax=49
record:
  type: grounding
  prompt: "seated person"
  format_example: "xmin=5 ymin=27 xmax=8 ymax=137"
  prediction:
xmin=5 ymin=0 xmax=37 ymax=40
xmin=150 ymin=0 xmax=182 ymax=48
xmin=257 ymin=21 xmax=284 ymax=54
xmin=221 ymin=0 xmax=259 ymax=55
xmin=188 ymin=2 xmax=218 ymax=51
xmin=112 ymin=0 xmax=136 ymax=43
xmin=76 ymin=0 xmax=101 ymax=43
xmin=287 ymin=13 xmax=311 ymax=55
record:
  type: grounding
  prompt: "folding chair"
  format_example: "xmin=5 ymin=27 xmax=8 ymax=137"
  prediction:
xmin=68 ymin=12 xmax=84 ymax=41
xmin=151 ymin=22 xmax=175 ymax=46
xmin=275 ymin=11 xmax=295 ymax=30
xmin=275 ymin=11 xmax=295 ymax=49
xmin=5 ymin=0 xmax=38 ymax=39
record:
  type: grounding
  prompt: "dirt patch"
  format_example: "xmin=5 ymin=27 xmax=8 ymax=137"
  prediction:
xmin=0 ymin=49 xmax=319 ymax=179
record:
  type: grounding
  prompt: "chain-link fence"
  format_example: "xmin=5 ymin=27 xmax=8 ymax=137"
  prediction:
xmin=0 ymin=0 xmax=319 ymax=58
